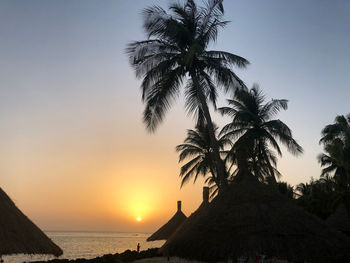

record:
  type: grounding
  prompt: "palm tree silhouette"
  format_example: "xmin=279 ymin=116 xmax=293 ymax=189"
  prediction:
xmin=277 ymin=181 xmax=295 ymax=199
xmin=176 ymin=124 xmax=229 ymax=189
xmin=219 ymin=85 xmax=303 ymax=182
xmin=296 ymin=182 xmax=313 ymax=197
xmin=127 ymin=0 xmax=249 ymax=191
xmin=319 ymin=114 xmax=350 ymax=188
xmin=318 ymin=114 xmax=350 ymax=212
xmin=296 ymin=176 xmax=341 ymax=220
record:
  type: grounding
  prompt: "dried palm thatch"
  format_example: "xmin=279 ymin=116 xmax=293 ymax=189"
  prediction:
xmin=0 ymin=187 xmax=63 ymax=257
xmin=167 ymin=187 xmax=210 ymax=242
xmin=161 ymin=176 xmax=350 ymax=262
xmin=327 ymin=203 xmax=350 ymax=235
xmin=147 ymin=201 xmax=187 ymax=241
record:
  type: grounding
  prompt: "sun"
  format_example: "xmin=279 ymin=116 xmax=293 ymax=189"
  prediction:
xmin=137 ymin=217 xmax=142 ymax=222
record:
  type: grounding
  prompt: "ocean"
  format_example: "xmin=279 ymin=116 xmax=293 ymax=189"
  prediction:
xmin=3 ymin=231 xmax=165 ymax=263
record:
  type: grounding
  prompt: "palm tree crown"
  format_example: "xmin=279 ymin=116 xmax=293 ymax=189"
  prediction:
xmin=127 ymin=0 xmax=249 ymax=192
xmin=318 ymin=114 xmax=350 ymax=189
xmin=219 ymin=85 xmax=303 ymax=182
xmin=127 ymin=0 xmax=248 ymax=130
xmin=176 ymin=124 xmax=229 ymax=187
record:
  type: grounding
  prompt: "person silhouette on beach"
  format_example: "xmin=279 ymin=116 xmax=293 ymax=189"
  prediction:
xmin=137 ymin=243 xmax=140 ymax=253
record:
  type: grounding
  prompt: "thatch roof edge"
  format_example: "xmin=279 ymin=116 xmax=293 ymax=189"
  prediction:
xmin=0 ymin=187 xmax=63 ymax=257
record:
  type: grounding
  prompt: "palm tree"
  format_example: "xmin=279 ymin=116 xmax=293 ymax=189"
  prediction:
xmin=295 ymin=176 xmax=347 ymax=220
xmin=318 ymin=114 xmax=350 ymax=212
xmin=296 ymin=181 xmax=313 ymax=197
xmin=320 ymin=114 xmax=350 ymax=148
xmin=277 ymin=181 xmax=295 ymax=199
xmin=319 ymin=114 xmax=350 ymax=188
xmin=318 ymin=147 xmax=349 ymax=187
xmin=219 ymin=85 xmax=303 ymax=182
xmin=225 ymin=141 xmax=282 ymax=183
xmin=176 ymin=124 xmax=229 ymax=189
xmin=127 ymin=0 xmax=249 ymax=191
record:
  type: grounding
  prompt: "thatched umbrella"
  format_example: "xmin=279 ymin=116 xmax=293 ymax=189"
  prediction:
xmin=161 ymin=175 xmax=350 ymax=262
xmin=167 ymin=187 xmax=210 ymax=242
xmin=188 ymin=186 xmax=210 ymax=216
xmin=0 ymin=187 xmax=63 ymax=257
xmin=327 ymin=203 xmax=350 ymax=236
xmin=147 ymin=201 xmax=187 ymax=241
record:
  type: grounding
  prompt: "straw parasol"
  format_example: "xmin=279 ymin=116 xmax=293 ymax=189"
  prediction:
xmin=167 ymin=187 xmax=211 ymax=241
xmin=188 ymin=186 xmax=210 ymax=217
xmin=327 ymin=203 xmax=350 ymax=236
xmin=147 ymin=201 xmax=187 ymax=241
xmin=161 ymin=175 xmax=350 ymax=262
xmin=0 ymin=187 xmax=63 ymax=257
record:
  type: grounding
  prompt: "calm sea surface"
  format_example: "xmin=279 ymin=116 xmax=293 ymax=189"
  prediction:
xmin=3 ymin=231 xmax=165 ymax=263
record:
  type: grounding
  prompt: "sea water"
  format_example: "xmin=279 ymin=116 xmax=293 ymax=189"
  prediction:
xmin=3 ymin=231 xmax=165 ymax=263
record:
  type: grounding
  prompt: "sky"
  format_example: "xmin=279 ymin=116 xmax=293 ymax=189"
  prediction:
xmin=0 ymin=0 xmax=349 ymax=232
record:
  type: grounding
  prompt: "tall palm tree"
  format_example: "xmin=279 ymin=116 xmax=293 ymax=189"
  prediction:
xmin=319 ymin=114 xmax=350 ymax=187
xmin=176 ymin=124 xmax=229 ymax=189
xmin=127 ymin=0 xmax=249 ymax=191
xmin=219 ymin=85 xmax=303 ymax=182
xmin=318 ymin=114 xmax=350 ymax=212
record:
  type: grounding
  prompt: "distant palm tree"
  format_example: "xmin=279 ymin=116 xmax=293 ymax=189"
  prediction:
xmin=319 ymin=114 xmax=350 ymax=187
xmin=127 ymin=0 xmax=249 ymax=191
xmin=219 ymin=85 xmax=303 ymax=182
xmin=176 ymin=124 xmax=229 ymax=189
xmin=277 ymin=181 xmax=295 ymax=199
xmin=296 ymin=182 xmax=313 ymax=197
xmin=296 ymin=176 xmax=339 ymax=220
xmin=311 ymin=180 xmax=334 ymax=219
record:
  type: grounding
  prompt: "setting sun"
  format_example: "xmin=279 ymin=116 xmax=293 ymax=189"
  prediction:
xmin=137 ymin=217 xmax=142 ymax=222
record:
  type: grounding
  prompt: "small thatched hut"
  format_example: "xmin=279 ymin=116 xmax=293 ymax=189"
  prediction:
xmin=161 ymin=175 xmax=350 ymax=262
xmin=327 ymin=203 xmax=350 ymax=236
xmin=147 ymin=201 xmax=187 ymax=241
xmin=0 ymin=187 xmax=63 ymax=257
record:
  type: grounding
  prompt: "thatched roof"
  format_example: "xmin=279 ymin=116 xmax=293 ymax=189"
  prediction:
xmin=161 ymin=175 xmax=350 ymax=262
xmin=167 ymin=187 xmax=210 ymax=242
xmin=147 ymin=201 xmax=187 ymax=241
xmin=0 ymin=187 xmax=63 ymax=257
xmin=327 ymin=203 xmax=350 ymax=235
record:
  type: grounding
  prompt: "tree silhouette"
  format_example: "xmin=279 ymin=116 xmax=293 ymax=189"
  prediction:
xmin=219 ymin=85 xmax=303 ymax=182
xmin=317 ymin=114 xmax=350 ymax=213
xmin=127 ymin=0 xmax=249 ymax=192
xmin=176 ymin=123 xmax=229 ymax=189
xmin=319 ymin=114 xmax=350 ymax=188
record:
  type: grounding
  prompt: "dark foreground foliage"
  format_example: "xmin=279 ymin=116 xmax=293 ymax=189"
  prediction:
xmin=29 ymin=248 xmax=160 ymax=263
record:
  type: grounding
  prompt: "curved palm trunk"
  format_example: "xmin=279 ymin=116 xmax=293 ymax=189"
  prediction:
xmin=209 ymin=166 xmax=219 ymax=186
xmin=235 ymin=147 xmax=251 ymax=181
xmin=190 ymin=72 xmax=228 ymax=192
xmin=256 ymin=140 xmax=277 ymax=185
xmin=261 ymin=150 xmax=277 ymax=185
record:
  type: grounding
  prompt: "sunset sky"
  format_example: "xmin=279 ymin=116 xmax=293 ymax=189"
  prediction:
xmin=0 ymin=0 xmax=349 ymax=232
